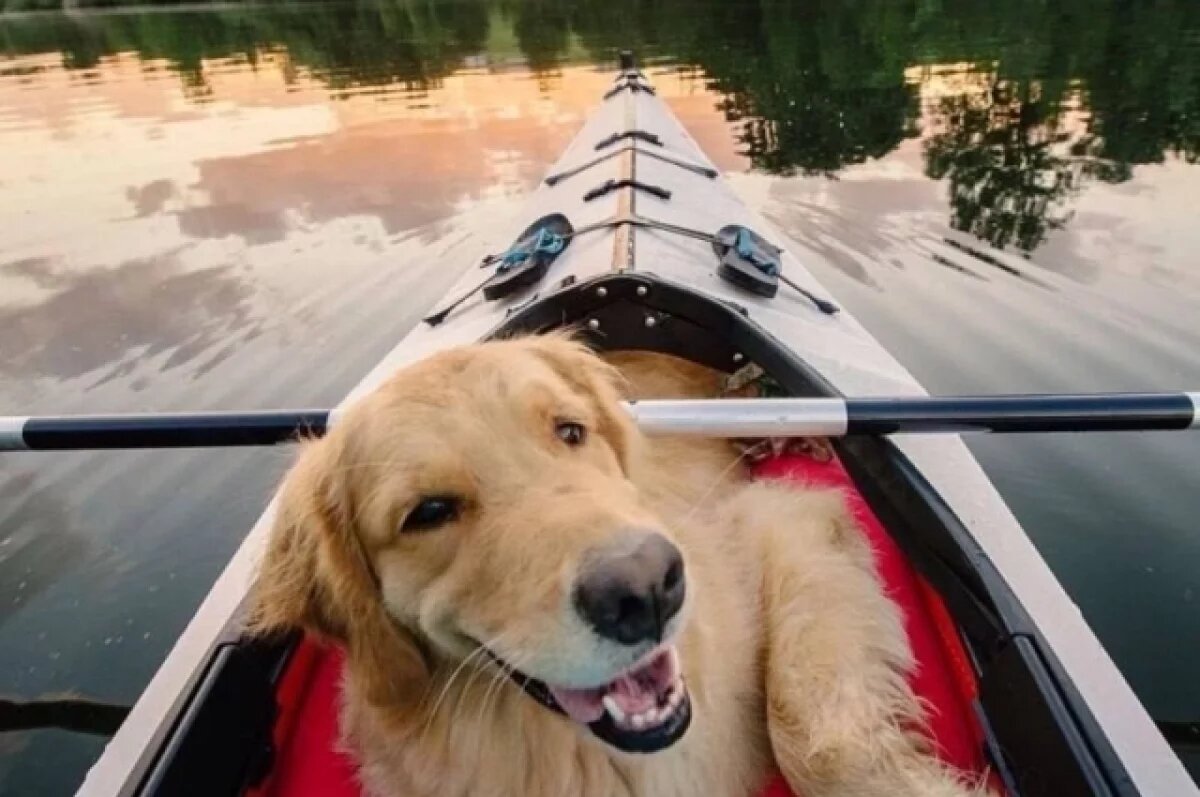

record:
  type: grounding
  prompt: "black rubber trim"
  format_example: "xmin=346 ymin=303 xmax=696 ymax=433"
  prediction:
xmin=131 ymin=633 xmax=295 ymax=797
xmin=837 ymin=438 xmax=1129 ymax=794
xmin=981 ymin=636 xmax=1112 ymax=796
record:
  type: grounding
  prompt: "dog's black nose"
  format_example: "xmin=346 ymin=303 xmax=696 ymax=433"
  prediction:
xmin=573 ymin=531 xmax=686 ymax=645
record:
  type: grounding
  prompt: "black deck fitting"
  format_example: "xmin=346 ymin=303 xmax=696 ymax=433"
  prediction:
xmin=583 ymin=179 xmax=672 ymax=202
xmin=595 ymin=130 xmax=662 ymax=150
xmin=604 ymin=77 xmax=656 ymax=100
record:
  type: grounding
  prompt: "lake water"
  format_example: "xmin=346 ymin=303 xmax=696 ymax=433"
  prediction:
xmin=1 ymin=0 xmax=1198 ymax=793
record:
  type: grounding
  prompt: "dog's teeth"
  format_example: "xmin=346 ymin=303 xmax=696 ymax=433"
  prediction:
xmin=631 ymin=713 xmax=647 ymax=730
xmin=601 ymin=695 xmax=626 ymax=723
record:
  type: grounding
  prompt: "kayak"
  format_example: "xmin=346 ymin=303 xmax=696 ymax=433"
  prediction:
xmin=76 ymin=54 xmax=1196 ymax=797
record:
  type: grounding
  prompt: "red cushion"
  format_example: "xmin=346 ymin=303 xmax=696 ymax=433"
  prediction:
xmin=253 ymin=452 xmax=987 ymax=797
xmin=248 ymin=642 xmax=357 ymax=797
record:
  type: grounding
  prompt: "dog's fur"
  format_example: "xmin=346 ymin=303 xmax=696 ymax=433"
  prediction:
xmin=250 ymin=336 xmax=981 ymax=797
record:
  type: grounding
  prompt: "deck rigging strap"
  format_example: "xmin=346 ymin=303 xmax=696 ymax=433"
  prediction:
xmin=544 ymin=145 xmax=717 ymax=186
xmin=594 ymin=129 xmax=662 ymax=150
xmin=634 ymin=146 xmax=718 ymax=178
xmin=604 ymin=76 xmax=656 ymax=100
xmin=583 ymin=178 xmax=671 ymax=202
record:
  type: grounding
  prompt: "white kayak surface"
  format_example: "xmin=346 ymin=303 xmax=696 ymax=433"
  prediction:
xmin=80 ymin=69 xmax=1196 ymax=796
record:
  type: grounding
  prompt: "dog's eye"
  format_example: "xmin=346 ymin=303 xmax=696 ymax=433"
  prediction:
xmin=402 ymin=496 xmax=461 ymax=533
xmin=555 ymin=420 xmax=587 ymax=446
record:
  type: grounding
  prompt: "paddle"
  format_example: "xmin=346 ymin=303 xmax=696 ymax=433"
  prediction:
xmin=0 ymin=392 xmax=1196 ymax=451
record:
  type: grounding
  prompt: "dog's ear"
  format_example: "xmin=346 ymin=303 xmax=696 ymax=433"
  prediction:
xmin=248 ymin=435 xmax=428 ymax=709
xmin=521 ymin=333 xmax=640 ymax=474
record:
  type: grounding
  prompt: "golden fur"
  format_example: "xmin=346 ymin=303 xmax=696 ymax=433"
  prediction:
xmin=250 ymin=336 xmax=983 ymax=797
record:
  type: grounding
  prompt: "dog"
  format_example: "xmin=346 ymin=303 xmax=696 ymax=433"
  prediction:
xmin=249 ymin=335 xmax=981 ymax=797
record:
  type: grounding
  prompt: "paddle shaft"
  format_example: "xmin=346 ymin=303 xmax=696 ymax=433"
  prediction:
xmin=1 ymin=393 xmax=1197 ymax=452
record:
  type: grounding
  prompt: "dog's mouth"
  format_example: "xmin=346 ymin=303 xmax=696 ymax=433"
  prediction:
xmin=488 ymin=644 xmax=692 ymax=754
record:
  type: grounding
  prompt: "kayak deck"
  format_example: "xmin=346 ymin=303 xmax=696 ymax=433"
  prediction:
xmin=250 ymin=450 xmax=990 ymax=797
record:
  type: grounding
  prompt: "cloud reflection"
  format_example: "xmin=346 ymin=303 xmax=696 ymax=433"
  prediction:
xmin=0 ymin=252 xmax=253 ymax=384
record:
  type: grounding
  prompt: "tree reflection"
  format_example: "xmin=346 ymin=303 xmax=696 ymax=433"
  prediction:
xmin=0 ymin=0 xmax=491 ymax=90
xmin=1 ymin=0 xmax=1199 ymax=253
xmin=924 ymin=79 xmax=1080 ymax=252
xmin=677 ymin=0 xmax=919 ymax=176
xmin=1069 ymin=0 xmax=1200 ymax=177
xmin=509 ymin=0 xmax=572 ymax=76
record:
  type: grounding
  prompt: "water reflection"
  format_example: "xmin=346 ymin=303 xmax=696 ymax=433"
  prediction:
xmin=1 ymin=0 xmax=1199 ymax=792
xmin=1 ymin=252 xmax=254 ymax=383
xmin=0 ymin=467 xmax=87 ymax=628
xmin=0 ymin=47 xmax=637 ymax=395
xmin=924 ymin=80 xmax=1080 ymax=253
xmin=4 ymin=0 xmax=1197 ymax=252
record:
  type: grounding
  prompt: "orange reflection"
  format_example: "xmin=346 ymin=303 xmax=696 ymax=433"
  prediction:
xmin=0 ymin=51 xmax=742 ymax=388
xmin=0 ymin=55 xmax=739 ymax=249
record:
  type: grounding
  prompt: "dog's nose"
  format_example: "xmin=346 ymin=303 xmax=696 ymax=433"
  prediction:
xmin=573 ymin=531 xmax=686 ymax=645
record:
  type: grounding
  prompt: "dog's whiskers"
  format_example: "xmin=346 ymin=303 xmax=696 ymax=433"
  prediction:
xmin=421 ymin=644 xmax=490 ymax=722
xmin=476 ymin=653 xmax=522 ymax=732
xmin=416 ymin=632 xmax=510 ymax=746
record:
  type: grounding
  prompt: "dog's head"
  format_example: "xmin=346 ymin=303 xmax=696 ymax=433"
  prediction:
xmin=250 ymin=335 xmax=692 ymax=753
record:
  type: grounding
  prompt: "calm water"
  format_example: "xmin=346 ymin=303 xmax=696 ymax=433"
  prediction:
xmin=1 ymin=0 xmax=1198 ymax=793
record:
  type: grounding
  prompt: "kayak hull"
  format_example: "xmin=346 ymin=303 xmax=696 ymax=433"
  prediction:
xmin=78 ymin=58 xmax=1197 ymax=797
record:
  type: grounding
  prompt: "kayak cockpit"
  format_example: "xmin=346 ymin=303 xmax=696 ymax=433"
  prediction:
xmin=248 ymin=448 xmax=991 ymax=797
xmin=119 ymin=272 xmax=1136 ymax=797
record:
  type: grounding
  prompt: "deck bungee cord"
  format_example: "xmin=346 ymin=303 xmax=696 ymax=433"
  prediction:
xmin=543 ymin=144 xmax=717 ymax=186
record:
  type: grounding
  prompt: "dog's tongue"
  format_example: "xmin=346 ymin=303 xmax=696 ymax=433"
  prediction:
xmin=547 ymin=683 xmax=607 ymax=724
xmin=548 ymin=646 xmax=679 ymax=725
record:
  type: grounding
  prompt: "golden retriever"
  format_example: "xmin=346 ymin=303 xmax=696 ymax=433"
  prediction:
xmin=249 ymin=335 xmax=981 ymax=797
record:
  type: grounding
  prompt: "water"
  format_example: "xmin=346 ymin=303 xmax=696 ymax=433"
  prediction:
xmin=0 ymin=0 xmax=1197 ymax=793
